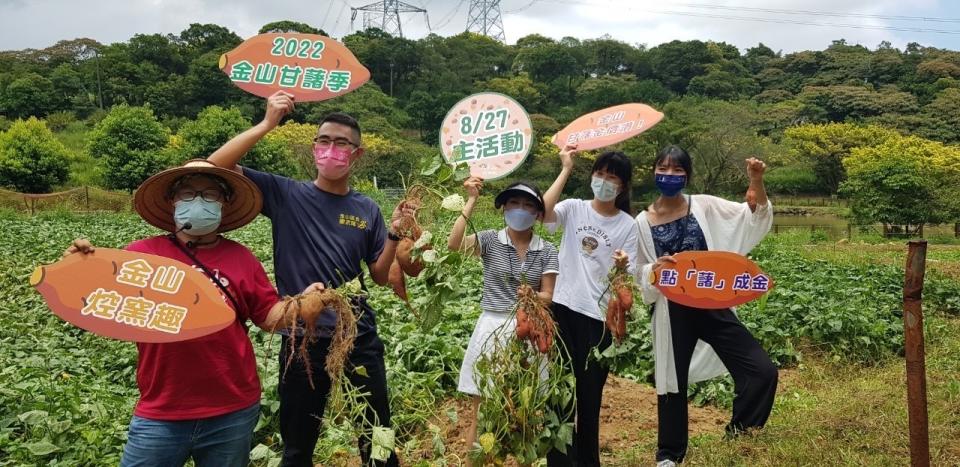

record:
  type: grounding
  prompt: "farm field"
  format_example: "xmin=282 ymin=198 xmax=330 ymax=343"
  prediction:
xmin=2 ymin=207 xmax=959 ymax=466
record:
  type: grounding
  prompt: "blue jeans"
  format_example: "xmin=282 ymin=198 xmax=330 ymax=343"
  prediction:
xmin=120 ymin=402 xmax=260 ymax=467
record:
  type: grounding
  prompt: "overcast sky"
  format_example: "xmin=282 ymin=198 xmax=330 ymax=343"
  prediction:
xmin=2 ymin=0 xmax=960 ymax=53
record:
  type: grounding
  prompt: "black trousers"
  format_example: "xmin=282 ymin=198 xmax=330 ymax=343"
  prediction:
xmin=278 ymin=331 xmax=399 ymax=467
xmin=657 ymin=302 xmax=778 ymax=463
xmin=546 ymin=303 xmax=612 ymax=467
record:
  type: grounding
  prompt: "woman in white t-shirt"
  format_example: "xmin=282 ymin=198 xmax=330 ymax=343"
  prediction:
xmin=541 ymin=144 xmax=641 ymax=467
xmin=448 ymin=177 xmax=560 ymax=467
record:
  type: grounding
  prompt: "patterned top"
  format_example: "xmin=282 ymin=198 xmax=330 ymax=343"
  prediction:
xmin=651 ymin=213 xmax=708 ymax=257
xmin=477 ymin=229 xmax=560 ymax=314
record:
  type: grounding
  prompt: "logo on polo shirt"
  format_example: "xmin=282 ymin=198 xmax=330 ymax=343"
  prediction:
xmin=339 ymin=213 xmax=368 ymax=230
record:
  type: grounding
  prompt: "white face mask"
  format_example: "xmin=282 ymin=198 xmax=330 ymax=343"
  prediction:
xmin=591 ymin=175 xmax=619 ymax=202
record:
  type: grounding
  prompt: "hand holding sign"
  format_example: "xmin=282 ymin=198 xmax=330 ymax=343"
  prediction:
xmin=652 ymin=251 xmax=774 ymax=310
xmin=33 ymin=247 xmax=236 ymax=343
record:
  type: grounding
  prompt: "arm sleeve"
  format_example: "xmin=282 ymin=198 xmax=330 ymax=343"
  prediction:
xmin=241 ymin=251 xmax=281 ymax=327
xmin=366 ymin=204 xmax=387 ymax=265
xmin=241 ymin=167 xmax=292 ymax=219
xmin=545 ymin=199 xmax=574 ymax=234
xmin=702 ymin=195 xmax=773 ymax=254
xmin=543 ymin=243 xmax=560 ymax=275
xmin=476 ymin=230 xmax=496 ymax=258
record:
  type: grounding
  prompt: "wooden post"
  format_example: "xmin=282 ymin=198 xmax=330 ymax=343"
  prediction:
xmin=847 ymin=223 xmax=852 ymax=241
xmin=85 ymin=186 xmax=90 ymax=210
xmin=903 ymin=240 xmax=930 ymax=467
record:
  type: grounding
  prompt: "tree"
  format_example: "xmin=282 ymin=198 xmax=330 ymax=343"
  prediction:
xmin=177 ymin=105 xmax=296 ymax=176
xmin=175 ymin=23 xmax=242 ymax=54
xmin=0 ymin=118 xmax=71 ymax=192
xmin=575 ymin=75 xmax=672 ymax=113
xmin=799 ymin=85 xmax=918 ymax=121
xmin=88 ymin=105 xmax=171 ymax=191
xmin=0 ymin=73 xmax=56 ymax=118
xmin=842 ymin=135 xmax=960 ymax=225
xmin=783 ymin=123 xmax=899 ymax=194
xmin=647 ymin=40 xmax=718 ymax=94
xmin=687 ymin=69 xmax=758 ymax=100
xmin=305 ymin=83 xmax=411 ymax=137
xmin=916 ymin=88 xmax=960 ymax=143
xmin=476 ymin=74 xmax=544 ymax=112
xmin=259 ymin=21 xmax=326 ymax=35
xmin=645 ymin=98 xmax=775 ymax=194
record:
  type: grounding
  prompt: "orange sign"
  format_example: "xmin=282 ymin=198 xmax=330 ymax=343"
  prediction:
xmin=553 ymin=103 xmax=664 ymax=151
xmin=652 ymin=251 xmax=774 ymax=310
xmin=31 ymin=249 xmax=236 ymax=343
xmin=440 ymin=92 xmax=533 ymax=180
xmin=219 ymin=33 xmax=370 ymax=102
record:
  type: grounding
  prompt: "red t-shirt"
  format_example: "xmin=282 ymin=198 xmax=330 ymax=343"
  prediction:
xmin=125 ymin=236 xmax=280 ymax=420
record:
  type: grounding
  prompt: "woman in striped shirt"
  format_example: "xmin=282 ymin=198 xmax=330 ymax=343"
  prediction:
xmin=448 ymin=176 xmax=560 ymax=467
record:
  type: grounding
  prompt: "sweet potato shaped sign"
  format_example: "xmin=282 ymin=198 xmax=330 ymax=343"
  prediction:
xmin=31 ymin=248 xmax=236 ymax=343
xmin=440 ymin=92 xmax=533 ymax=180
xmin=553 ymin=103 xmax=664 ymax=151
xmin=652 ymin=251 xmax=774 ymax=310
xmin=219 ymin=33 xmax=370 ymax=102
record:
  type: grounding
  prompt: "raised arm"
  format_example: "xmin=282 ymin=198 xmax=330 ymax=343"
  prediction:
xmin=543 ymin=144 xmax=578 ymax=224
xmin=448 ymin=177 xmax=482 ymax=256
xmin=207 ymin=91 xmax=295 ymax=173
xmin=745 ymin=157 xmax=768 ymax=213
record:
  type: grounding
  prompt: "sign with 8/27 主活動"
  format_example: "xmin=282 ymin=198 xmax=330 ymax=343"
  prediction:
xmin=439 ymin=92 xmax=533 ymax=181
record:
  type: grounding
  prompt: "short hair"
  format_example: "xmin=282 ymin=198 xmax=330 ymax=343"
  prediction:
xmin=318 ymin=112 xmax=362 ymax=143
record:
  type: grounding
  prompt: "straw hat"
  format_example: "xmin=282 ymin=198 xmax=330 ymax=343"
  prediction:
xmin=134 ymin=159 xmax=262 ymax=233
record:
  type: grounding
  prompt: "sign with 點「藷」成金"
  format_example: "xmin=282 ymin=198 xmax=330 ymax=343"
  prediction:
xmin=553 ymin=103 xmax=664 ymax=151
xmin=652 ymin=251 xmax=774 ymax=310
xmin=219 ymin=33 xmax=370 ymax=102
xmin=31 ymin=248 xmax=236 ymax=343
xmin=439 ymin=92 xmax=533 ymax=180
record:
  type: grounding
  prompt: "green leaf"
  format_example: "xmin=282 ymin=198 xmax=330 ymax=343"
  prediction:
xmin=249 ymin=443 xmax=272 ymax=460
xmin=26 ymin=441 xmax=59 ymax=456
xmin=18 ymin=410 xmax=48 ymax=426
xmin=354 ymin=365 xmax=369 ymax=377
xmin=370 ymin=426 xmax=395 ymax=462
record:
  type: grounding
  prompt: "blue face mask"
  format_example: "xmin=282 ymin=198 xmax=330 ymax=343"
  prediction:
xmin=655 ymin=174 xmax=686 ymax=197
xmin=504 ymin=208 xmax=537 ymax=231
xmin=174 ymin=198 xmax=222 ymax=235
xmin=591 ymin=176 xmax=619 ymax=202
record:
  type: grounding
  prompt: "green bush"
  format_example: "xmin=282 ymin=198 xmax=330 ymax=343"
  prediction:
xmin=0 ymin=117 xmax=71 ymax=192
xmin=764 ymin=166 xmax=824 ymax=195
xmin=88 ymin=105 xmax=171 ymax=191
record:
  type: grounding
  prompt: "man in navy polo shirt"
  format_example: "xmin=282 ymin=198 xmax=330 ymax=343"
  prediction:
xmin=208 ymin=91 xmax=408 ymax=466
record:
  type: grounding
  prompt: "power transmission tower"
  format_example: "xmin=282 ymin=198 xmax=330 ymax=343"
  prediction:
xmin=350 ymin=0 xmax=429 ymax=38
xmin=466 ymin=0 xmax=505 ymax=42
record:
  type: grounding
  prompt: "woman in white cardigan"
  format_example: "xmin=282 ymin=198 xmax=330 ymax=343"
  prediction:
xmin=635 ymin=145 xmax=777 ymax=467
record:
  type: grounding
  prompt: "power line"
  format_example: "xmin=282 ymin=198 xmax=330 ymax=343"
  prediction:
xmin=530 ymin=0 xmax=960 ymax=35
xmin=671 ymin=2 xmax=960 ymax=24
xmin=434 ymin=0 xmax=468 ymax=30
xmin=504 ymin=0 xmax=539 ymax=14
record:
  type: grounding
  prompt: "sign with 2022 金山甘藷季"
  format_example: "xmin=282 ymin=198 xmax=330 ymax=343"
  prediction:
xmin=440 ymin=92 xmax=533 ymax=180
xmin=31 ymin=248 xmax=237 ymax=343
xmin=219 ymin=33 xmax=370 ymax=102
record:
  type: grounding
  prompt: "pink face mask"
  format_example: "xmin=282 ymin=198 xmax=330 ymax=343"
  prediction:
xmin=314 ymin=145 xmax=354 ymax=180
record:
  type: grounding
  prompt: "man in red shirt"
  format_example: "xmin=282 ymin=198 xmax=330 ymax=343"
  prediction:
xmin=64 ymin=160 xmax=320 ymax=467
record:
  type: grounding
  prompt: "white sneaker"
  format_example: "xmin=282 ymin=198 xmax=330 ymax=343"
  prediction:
xmin=656 ymin=460 xmax=678 ymax=467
